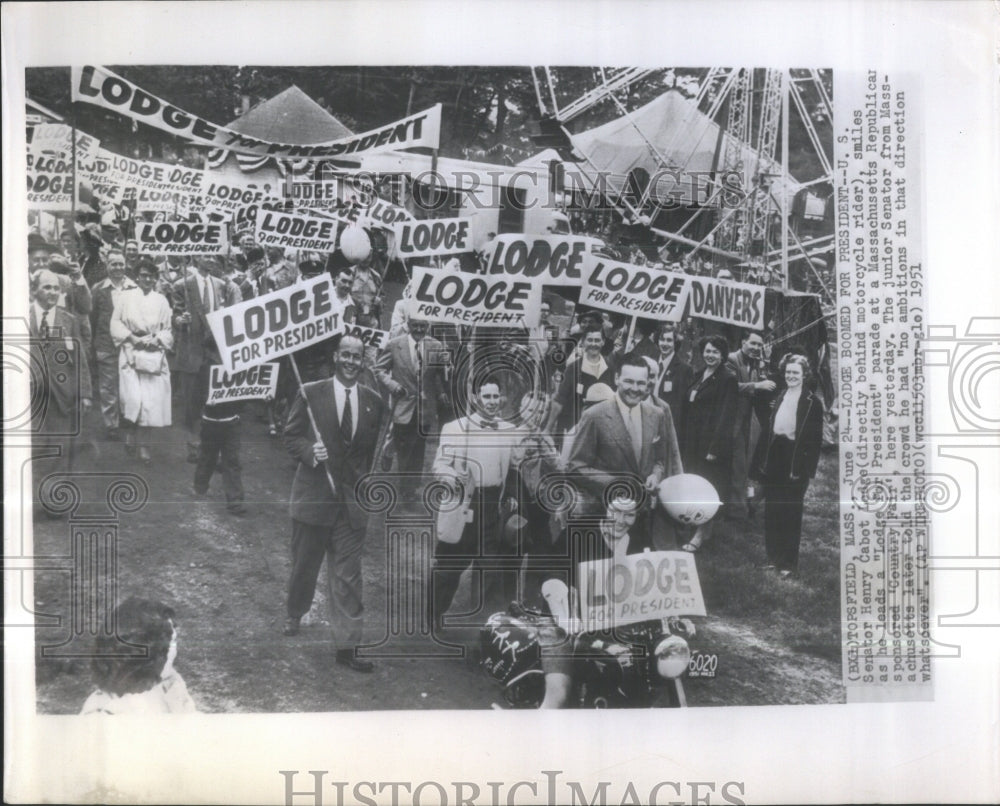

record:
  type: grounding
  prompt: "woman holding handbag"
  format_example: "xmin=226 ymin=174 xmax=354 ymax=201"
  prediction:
xmin=110 ymin=259 xmax=174 ymax=465
xmin=758 ymin=354 xmax=825 ymax=579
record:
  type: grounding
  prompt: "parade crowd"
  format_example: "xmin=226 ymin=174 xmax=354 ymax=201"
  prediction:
xmin=28 ymin=212 xmax=826 ymax=704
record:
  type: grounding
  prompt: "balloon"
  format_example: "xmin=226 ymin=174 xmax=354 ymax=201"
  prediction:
xmin=340 ymin=225 xmax=371 ymax=263
xmin=657 ymin=474 xmax=721 ymax=525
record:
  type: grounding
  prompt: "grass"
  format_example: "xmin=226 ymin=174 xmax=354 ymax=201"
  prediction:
xmin=694 ymin=447 xmax=842 ymax=663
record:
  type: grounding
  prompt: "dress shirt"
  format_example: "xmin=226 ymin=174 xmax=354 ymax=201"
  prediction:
xmin=580 ymin=354 xmax=608 ymax=379
xmin=461 ymin=415 xmax=513 ymax=488
xmin=408 ymin=335 xmax=423 ymax=370
xmin=32 ymin=302 xmax=55 ymax=334
xmin=774 ymin=388 xmax=802 ymax=439
xmin=616 ymin=395 xmax=644 ymax=462
xmin=332 ymin=376 xmax=358 ymax=440
xmin=200 ymin=273 xmax=215 ymax=312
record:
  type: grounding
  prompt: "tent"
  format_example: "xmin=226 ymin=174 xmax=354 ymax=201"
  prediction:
xmin=523 ymin=89 xmax=800 ymax=208
xmin=205 ymin=85 xmax=353 ymax=184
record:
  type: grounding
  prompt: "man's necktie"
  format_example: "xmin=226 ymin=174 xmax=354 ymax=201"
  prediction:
xmin=39 ymin=314 xmax=50 ymax=341
xmin=341 ymin=387 xmax=353 ymax=440
xmin=481 ymin=419 xmax=498 ymax=430
xmin=628 ymin=406 xmax=642 ymax=464
xmin=202 ymin=278 xmax=212 ymax=312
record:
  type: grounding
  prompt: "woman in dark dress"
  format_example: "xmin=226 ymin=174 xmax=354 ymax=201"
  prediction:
xmin=758 ymin=354 xmax=825 ymax=579
xmin=679 ymin=335 xmax=738 ymax=552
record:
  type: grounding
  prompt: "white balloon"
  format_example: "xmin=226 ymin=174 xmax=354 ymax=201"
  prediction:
xmin=657 ymin=473 xmax=721 ymax=525
xmin=340 ymin=226 xmax=371 ymax=263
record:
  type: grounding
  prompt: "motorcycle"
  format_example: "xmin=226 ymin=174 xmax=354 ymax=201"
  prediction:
xmin=480 ymin=592 xmax=697 ymax=709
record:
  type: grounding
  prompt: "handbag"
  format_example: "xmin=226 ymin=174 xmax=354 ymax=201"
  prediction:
xmin=132 ymin=347 xmax=165 ymax=374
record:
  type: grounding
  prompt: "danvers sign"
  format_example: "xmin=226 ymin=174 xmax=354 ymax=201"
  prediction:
xmin=687 ymin=277 xmax=765 ymax=329
xmin=72 ymin=66 xmax=441 ymax=159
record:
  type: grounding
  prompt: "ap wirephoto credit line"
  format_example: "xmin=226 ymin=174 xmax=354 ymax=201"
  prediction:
xmin=4 ymin=2 xmax=998 ymax=804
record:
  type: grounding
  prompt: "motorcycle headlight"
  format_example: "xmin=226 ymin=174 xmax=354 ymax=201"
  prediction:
xmin=654 ymin=634 xmax=691 ymax=679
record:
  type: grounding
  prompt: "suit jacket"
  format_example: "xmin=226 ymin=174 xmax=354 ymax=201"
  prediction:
xmin=373 ymin=334 xmax=449 ymax=430
xmin=726 ymin=349 xmax=773 ymax=434
xmin=285 ymin=378 xmax=386 ymax=529
xmin=650 ymin=354 xmax=693 ymax=425
xmin=758 ymin=389 xmax=825 ymax=481
xmin=567 ymin=397 xmax=681 ymax=504
xmin=30 ymin=305 xmax=93 ymax=416
xmin=553 ymin=355 xmax=618 ymax=433
xmin=170 ymin=273 xmax=239 ymax=373
xmin=90 ymin=277 xmax=138 ymax=356
xmin=680 ymin=366 xmax=738 ymax=466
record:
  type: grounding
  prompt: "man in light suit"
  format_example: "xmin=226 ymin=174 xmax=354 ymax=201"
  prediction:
xmin=30 ymin=270 xmax=93 ymax=515
xmin=374 ymin=317 xmax=450 ymax=478
xmin=429 ymin=378 xmax=520 ymax=631
xmin=282 ymin=335 xmax=386 ymax=672
xmin=171 ymin=256 xmax=241 ymax=459
xmin=568 ymin=355 xmax=683 ymax=549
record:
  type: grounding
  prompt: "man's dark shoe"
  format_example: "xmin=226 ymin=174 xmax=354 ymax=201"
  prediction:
xmin=336 ymin=649 xmax=374 ymax=673
xmin=282 ymin=617 xmax=300 ymax=636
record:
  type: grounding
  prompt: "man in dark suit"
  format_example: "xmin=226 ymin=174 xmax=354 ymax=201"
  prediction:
xmin=282 ymin=335 xmax=386 ymax=672
xmin=648 ymin=324 xmax=694 ymax=424
xmin=373 ymin=317 xmax=450 ymax=478
xmin=171 ymin=257 xmax=240 ymax=459
xmin=30 ymin=270 xmax=93 ymax=515
xmin=726 ymin=331 xmax=776 ymax=521
xmin=90 ymin=250 xmax=137 ymax=440
xmin=546 ymin=325 xmax=618 ymax=442
xmin=568 ymin=355 xmax=682 ymax=548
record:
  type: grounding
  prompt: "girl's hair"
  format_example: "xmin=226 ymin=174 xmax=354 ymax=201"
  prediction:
xmin=697 ymin=334 xmax=730 ymax=358
xmin=90 ymin=597 xmax=176 ymax=696
xmin=779 ymin=352 xmax=813 ymax=382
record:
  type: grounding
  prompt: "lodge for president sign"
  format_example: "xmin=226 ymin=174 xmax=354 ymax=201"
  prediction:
xmin=254 ymin=210 xmax=340 ymax=252
xmin=577 ymin=550 xmax=707 ymax=632
xmin=580 ymin=256 xmax=691 ymax=320
xmin=207 ymin=363 xmax=279 ymax=404
xmin=206 ymin=275 xmax=345 ymax=372
xmin=406 ymin=265 xmax=542 ymax=329
xmin=72 ymin=66 xmax=441 ymax=159
xmin=136 ymin=221 xmax=229 ymax=255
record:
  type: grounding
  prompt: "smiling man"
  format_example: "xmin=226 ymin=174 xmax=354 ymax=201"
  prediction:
xmin=429 ymin=377 xmax=521 ymax=632
xmin=282 ymin=335 xmax=386 ymax=671
xmin=567 ymin=354 xmax=682 ymax=548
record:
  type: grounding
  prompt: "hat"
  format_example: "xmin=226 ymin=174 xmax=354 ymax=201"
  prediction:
xmin=584 ymin=383 xmax=615 ymax=405
xmin=27 ymin=232 xmax=55 ymax=254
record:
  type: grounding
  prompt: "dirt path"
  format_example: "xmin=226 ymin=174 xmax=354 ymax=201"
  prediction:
xmin=32 ymin=412 xmax=843 ymax=713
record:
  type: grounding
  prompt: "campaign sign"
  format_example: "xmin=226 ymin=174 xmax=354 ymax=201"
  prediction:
xmin=255 ymin=210 xmax=340 ymax=252
xmin=581 ymin=256 xmax=691 ymax=320
xmin=480 ymin=234 xmax=594 ymax=284
xmin=578 ymin=550 xmax=707 ymax=632
xmin=206 ymin=275 xmax=344 ymax=372
xmin=73 ymin=65 xmax=442 ymax=159
xmin=207 ymin=362 xmax=279 ymax=404
xmin=393 ymin=217 xmax=473 ymax=258
xmin=136 ymin=221 xmax=229 ymax=256
xmin=687 ymin=277 xmax=765 ymax=330
xmin=343 ymin=324 xmax=389 ymax=352
xmin=406 ymin=265 xmax=542 ymax=329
